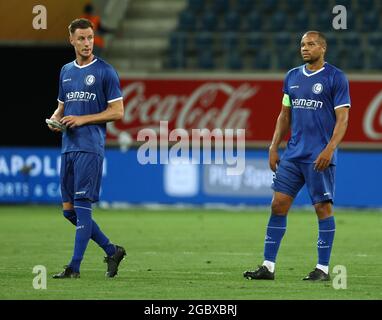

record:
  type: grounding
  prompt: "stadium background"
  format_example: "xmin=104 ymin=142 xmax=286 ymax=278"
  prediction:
xmin=0 ymin=0 xmax=382 ymax=301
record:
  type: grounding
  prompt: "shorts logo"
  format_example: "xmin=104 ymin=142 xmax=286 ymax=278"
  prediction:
xmin=85 ymin=75 xmax=95 ymax=86
xmin=312 ymin=83 xmax=323 ymax=94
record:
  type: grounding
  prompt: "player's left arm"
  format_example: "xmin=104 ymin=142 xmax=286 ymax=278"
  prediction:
xmin=314 ymin=107 xmax=349 ymax=171
xmin=60 ymin=99 xmax=124 ymax=128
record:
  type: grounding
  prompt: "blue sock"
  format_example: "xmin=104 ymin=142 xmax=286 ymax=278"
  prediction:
xmin=91 ymin=220 xmax=116 ymax=256
xmin=264 ymin=214 xmax=287 ymax=263
xmin=317 ymin=216 xmax=336 ymax=266
xmin=69 ymin=200 xmax=93 ymax=273
xmin=63 ymin=210 xmax=116 ymax=257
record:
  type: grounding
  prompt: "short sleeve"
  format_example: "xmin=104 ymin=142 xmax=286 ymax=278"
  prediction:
xmin=333 ymin=71 xmax=351 ymax=109
xmin=103 ymin=66 xmax=123 ymax=103
xmin=283 ymin=69 xmax=292 ymax=95
xmin=57 ymin=67 xmax=65 ymax=103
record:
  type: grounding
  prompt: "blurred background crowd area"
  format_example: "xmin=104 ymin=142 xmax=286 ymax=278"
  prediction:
xmin=1 ymin=0 xmax=381 ymax=207
xmin=1 ymin=0 xmax=381 ymax=73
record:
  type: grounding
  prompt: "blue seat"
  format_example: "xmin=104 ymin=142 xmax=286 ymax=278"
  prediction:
xmin=342 ymin=32 xmax=361 ymax=50
xmin=200 ymin=10 xmax=218 ymax=31
xmin=178 ymin=10 xmax=197 ymax=32
xmin=368 ymin=33 xmax=382 ymax=48
xmin=360 ymin=11 xmax=379 ymax=32
xmin=310 ymin=0 xmax=332 ymax=11
xmin=168 ymin=32 xmax=188 ymax=57
xmin=246 ymin=32 xmax=266 ymax=52
xmin=246 ymin=11 xmax=263 ymax=32
xmin=187 ymin=0 xmax=205 ymax=13
xmin=212 ymin=0 xmax=230 ymax=13
xmin=269 ymin=11 xmax=288 ymax=32
xmin=289 ymin=10 xmax=309 ymax=32
xmin=167 ymin=52 xmax=187 ymax=69
xmin=260 ymin=0 xmax=278 ymax=13
xmin=368 ymin=51 xmax=382 ymax=70
xmin=325 ymin=33 xmax=339 ymax=51
xmin=252 ymin=49 xmax=272 ymax=69
xmin=274 ymin=32 xmax=292 ymax=50
xmin=225 ymin=50 xmax=243 ymax=70
xmin=223 ymin=11 xmax=241 ymax=31
xmin=236 ymin=0 xmax=254 ymax=13
xmin=221 ymin=32 xmax=240 ymax=51
xmin=325 ymin=49 xmax=341 ymax=67
xmin=197 ymin=50 xmax=215 ymax=69
xmin=315 ymin=11 xmax=332 ymax=32
xmin=276 ymin=49 xmax=297 ymax=70
xmin=355 ymin=0 xmax=376 ymax=12
xmin=194 ymin=32 xmax=214 ymax=52
xmin=344 ymin=50 xmax=365 ymax=70
xmin=285 ymin=0 xmax=305 ymax=12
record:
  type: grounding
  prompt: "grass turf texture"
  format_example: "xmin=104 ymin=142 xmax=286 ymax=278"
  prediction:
xmin=0 ymin=205 xmax=381 ymax=300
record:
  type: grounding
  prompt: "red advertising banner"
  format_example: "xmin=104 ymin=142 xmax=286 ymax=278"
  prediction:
xmin=107 ymin=76 xmax=382 ymax=148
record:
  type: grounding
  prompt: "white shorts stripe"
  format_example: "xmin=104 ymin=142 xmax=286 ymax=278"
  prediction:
xmin=74 ymin=206 xmax=92 ymax=211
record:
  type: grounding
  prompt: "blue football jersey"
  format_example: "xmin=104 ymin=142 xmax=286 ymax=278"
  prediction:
xmin=57 ymin=57 xmax=122 ymax=156
xmin=281 ymin=62 xmax=351 ymax=165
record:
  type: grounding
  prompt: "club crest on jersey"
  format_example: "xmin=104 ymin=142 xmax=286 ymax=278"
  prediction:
xmin=312 ymin=83 xmax=323 ymax=94
xmin=85 ymin=74 xmax=95 ymax=86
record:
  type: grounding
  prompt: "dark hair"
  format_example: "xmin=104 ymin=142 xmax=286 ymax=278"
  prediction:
xmin=68 ymin=18 xmax=94 ymax=34
xmin=303 ymin=30 xmax=327 ymax=48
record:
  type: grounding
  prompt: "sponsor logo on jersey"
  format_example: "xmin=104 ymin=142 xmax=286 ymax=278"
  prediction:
xmin=291 ymin=98 xmax=323 ymax=110
xmin=85 ymin=74 xmax=96 ymax=86
xmin=312 ymin=83 xmax=323 ymax=94
xmin=66 ymin=91 xmax=96 ymax=102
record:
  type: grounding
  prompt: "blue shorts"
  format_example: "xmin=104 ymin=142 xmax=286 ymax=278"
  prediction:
xmin=60 ymin=152 xmax=103 ymax=203
xmin=271 ymin=160 xmax=336 ymax=205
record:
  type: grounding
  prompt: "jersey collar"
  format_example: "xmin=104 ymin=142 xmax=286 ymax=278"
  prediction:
xmin=74 ymin=58 xmax=98 ymax=69
xmin=302 ymin=62 xmax=326 ymax=77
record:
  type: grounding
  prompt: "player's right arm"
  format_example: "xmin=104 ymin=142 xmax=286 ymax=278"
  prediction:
xmin=48 ymin=102 xmax=65 ymax=132
xmin=269 ymin=97 xmax=291 ymax=172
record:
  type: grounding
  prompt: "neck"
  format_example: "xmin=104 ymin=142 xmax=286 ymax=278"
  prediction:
xmin=76 ymin=54 xmax=94 ymax=66
xmin=306 ymin=58 xmax=325 ymax=71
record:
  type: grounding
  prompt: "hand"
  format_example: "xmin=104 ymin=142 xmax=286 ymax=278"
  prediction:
xmin=314 ymin=147 xmax=334 ymax=171
xmin=60 ymin=115 xmax=86 ymax=128
xmin=47 ymin=116 xmax=63 ymax=133
xmin=269 ymin=147 xmax=280 ymax=172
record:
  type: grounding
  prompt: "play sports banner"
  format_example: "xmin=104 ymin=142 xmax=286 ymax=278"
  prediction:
xmin=106 ymin=75 xmax=382 ymax=148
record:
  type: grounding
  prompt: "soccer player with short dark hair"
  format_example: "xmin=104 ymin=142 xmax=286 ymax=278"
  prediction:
xmin=244 ymin=31 xmax=351 ymax=281
xmin=48 ymin=18 xmax=126 ymax=278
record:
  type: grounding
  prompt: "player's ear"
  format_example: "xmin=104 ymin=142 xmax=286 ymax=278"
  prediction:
xmin=69 ymin=34 xmax=74 ymax=46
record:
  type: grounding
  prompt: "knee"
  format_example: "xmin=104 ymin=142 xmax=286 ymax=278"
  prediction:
xmin=271 ymin=198 xmax=290 ymax=215
xmin=315 ymin=202 xmax=332 ymax=219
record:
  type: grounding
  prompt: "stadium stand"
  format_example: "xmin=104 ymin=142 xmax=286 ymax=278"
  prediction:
xmin=158 ymin=0 xmax=382 ymax=71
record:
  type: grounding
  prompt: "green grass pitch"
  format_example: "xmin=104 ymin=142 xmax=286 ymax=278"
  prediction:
xmin=0 ymin=205 xmax=381 ymax=300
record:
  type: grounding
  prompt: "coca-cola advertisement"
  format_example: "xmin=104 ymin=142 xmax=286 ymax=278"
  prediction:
xmin=107 ymin=76 xmax=382 ymax=148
